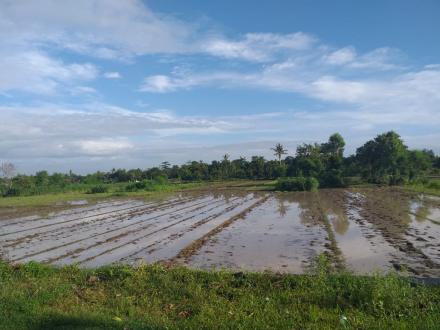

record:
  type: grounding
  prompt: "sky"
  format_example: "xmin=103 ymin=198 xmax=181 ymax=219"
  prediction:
xmin=0 ymin=0 xmax=439 ymax=174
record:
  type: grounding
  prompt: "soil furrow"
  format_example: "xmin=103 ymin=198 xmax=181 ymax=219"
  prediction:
xmin=8 ymin=196 xmax=218 ymax=262
xmin=63 ymin=197 xmax=245 ymax=266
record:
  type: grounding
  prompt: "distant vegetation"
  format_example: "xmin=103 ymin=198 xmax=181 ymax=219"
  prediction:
xmin=1 ymin=131 xmax=439 ymax=197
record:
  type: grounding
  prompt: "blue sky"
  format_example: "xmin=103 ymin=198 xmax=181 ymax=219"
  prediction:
xmin=0 ymin=0 xmax=439 ymax=173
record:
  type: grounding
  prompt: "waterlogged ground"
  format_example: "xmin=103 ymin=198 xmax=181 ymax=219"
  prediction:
xmin=0 ymin=188 xmax=439 ymax=276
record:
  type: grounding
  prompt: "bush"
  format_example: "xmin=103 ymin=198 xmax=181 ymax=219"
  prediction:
xmin=86 ymin=185 xmax=108 ymax=194
xmin=304 ymin=177 xmax=319 ymax=191
xmin=319 ymin=169 xmax=345 ymax=188
xmin=2 ymin=187 xmax=21 ymax=197
xmin=153 ymin=174 xmax=168 ymax=184
xmin=344 ymin=176 xmax=363 ymax=186
xmin=276 ymin=177 xmax=319 ymax=192
xmin=125 ymin=180 xmax=159 ymax=192
xmin=125 ymin=181 xmax=147 ymax=192
xmin=428 ymin=180 xmax=440 ymax=190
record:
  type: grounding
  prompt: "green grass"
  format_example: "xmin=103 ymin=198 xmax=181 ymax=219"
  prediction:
xmin=219 ymin=180 xmax=277 ymax=191
xmin=404 ymin=179 xmax=440 ymax=197
xmin=0 ymin=180 xmax=278 ymax=209
xmin=0 ymin=182 xmax=205 ymax=208
xmin=0 ymin=260 xmax=439 ymax=330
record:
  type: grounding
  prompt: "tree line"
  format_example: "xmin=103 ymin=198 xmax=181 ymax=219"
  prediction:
xmin=1 ymin=131 xmax=439 ymax=196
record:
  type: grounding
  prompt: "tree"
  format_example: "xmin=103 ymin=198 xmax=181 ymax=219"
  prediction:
xmin=250 ymin=156 xmax=266 ymax=179
xmin=271 ymin=143 xmax=288 ymax=164
xmin=356 ymin=131 xmax=409 ymax=184
xmin=0 ymin=162 xmax=16 ymax=189
xmin=35 ymin=170 xmax=49 ymax=187
xmin=321 ymin=133 xmax=345 ymax=158
xmin=160 ymin=161 xmax=171 ymax=170
xmin=435 ymin=156 xmax=440 ymax=169
xmin=319 ymin=134 xmax=346 ymax=187
xmin=407 ymin=150 xmax=432 ymax=180
xmin=220 ymin=154 xmax=231 ymax=179
xmin=295 ymin=143 xmax=323 ymax=178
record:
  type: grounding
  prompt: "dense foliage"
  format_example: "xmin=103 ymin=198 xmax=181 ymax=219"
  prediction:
xmin=275 ymin=177 xmax=319 ymax=192
xmin=1 ymin=131 xmax=438 ymax=197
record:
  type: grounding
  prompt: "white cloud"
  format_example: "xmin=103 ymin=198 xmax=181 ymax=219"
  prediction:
xmin=323 ymin=47 xmax=400 ymax=70
xmin=204 ymin=32 xmax=315 ymax=62
xmin=103 ymin=71 xmax=121 ymax=79
xmin=0 ymin=49 xmax=98 ymax=94
xmin=76 ymin=138 xmax=133 ymax=156
xmin=309 ymin=76 xmax=368 ymax=102
xmin=139 ymin=42 xmax=440 ymax=110
xmin=140 ymin=75 xmax=177 ymax=93
xmin=138 ymin=64 xmax=440 ymax=137
xmin=0 ymin=0 xmax=194 ymax=59
xmin=140 ymin=72 xmax=263 ymax=93
xmin=324 ymin=47 xmax=357 ymax=65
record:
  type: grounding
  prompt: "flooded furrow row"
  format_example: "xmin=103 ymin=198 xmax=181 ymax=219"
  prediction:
xmin=0 ymin=196 xmax=192 ymax=237
xmin=84 ymin=194 xmax=261 ymax=267
xmin=2 ymin=195 xmax=213 ymax=250
xmin=4 ymin=196 xmax=219 ymax=262
xmin=344 ymin=189 xmax=440 ymax=276
xmin=52 ymin=196 xmax=251 ymax=266
xmin=186 ymin=194 xmax=331 ymax=273
xmin=0 ymin=198 xmax=142 ymax=226
xmin=1 ymin=188 xmax=439 ymax=276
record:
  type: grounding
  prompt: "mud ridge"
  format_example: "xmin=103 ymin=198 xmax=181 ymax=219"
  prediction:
xmin=9 ymin=196 xmax=220 ymax=263
xmin=171 ymin=195 xmax=270 ymax=264
xmin=50 ymin=197 xmax=244 ymax=265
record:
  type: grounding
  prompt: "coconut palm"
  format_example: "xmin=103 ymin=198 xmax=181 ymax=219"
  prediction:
xmin=271 ymin=143 xmax=288 ymax=164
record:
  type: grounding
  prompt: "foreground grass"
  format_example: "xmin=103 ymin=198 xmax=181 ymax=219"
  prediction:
xmin=0 ymin=262 xmax=439 ymax=329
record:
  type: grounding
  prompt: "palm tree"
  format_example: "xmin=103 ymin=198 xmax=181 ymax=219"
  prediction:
xmin=271 ymin=143 xmax=287 ymax=164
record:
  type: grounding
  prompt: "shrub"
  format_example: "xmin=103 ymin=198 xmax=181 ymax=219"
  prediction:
xmin=87 ymin=185 xmax=108 ymax=194
xmin=344 ymin=176 xmax=363 ymax=186
xmin=2 ymin=187 xmax=21 ymax=197
xmin=276 ymin=177 xmax=319 ymax=191
xmin=304 ymin=177 xmax=319 ymax=191
xmin=319 ymin=169 xmax=345 ymax=188
xmin=125 ymin=181 xmax=147 ymax=192
xmin=125 ymin=180 xmax=161 ymax=192
xmin=153 ymin=174 xmax=168 ymax=184
xmin=428 ymin=180 xmax=440 ymax=190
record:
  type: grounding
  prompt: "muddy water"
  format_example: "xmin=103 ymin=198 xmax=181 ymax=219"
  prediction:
xmin=187 ymin=188 xmax=440 ymax=276
xmin=0 ymin=188 xmax=439 ymax=276
xmin=187 ymin=194 xmax=330 ymax=273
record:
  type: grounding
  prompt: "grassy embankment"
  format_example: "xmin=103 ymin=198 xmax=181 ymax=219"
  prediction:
xmin=404 ymin=178 xmax=440 ymax=197
xmin=0 ymin=180 xmax=277 ymax=210
xmin=0 ymin=181 xmax=213 ymax=209
xmin=0 ymin=260 xmax=439 ymax=330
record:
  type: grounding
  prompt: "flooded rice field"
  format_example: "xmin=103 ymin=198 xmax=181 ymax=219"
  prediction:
xmin=0 ymin=188 xmax=439 ymax=276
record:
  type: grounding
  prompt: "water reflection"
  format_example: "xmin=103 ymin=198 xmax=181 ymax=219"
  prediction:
xmin=276 ymin=197 xmax=289 ymax=217
xmin=269 ymin=191 xmax=349 ymax=235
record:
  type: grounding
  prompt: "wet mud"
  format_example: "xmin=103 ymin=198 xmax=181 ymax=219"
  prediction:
xmin=0 ymin=188 xmax=439 ymax=276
